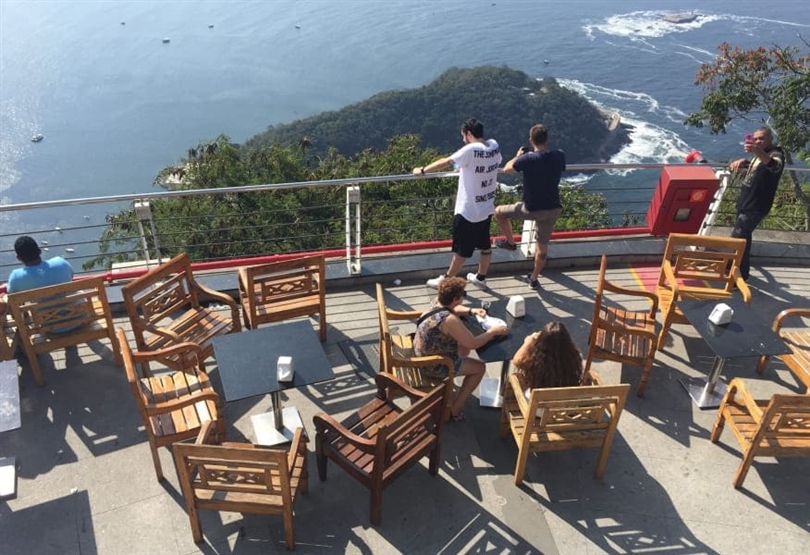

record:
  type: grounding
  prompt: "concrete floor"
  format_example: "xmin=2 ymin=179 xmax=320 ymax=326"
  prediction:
xmin=1 ymin=248 xmax=809 ymax=555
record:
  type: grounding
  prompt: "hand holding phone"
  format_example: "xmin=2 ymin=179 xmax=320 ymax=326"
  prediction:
xmin=744 ymin=134 xmax=753 ymax=143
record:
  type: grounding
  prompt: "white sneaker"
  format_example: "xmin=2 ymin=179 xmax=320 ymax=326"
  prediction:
xmin=426 ymin=275 xmax=446 ymax=289
xmin=466 ymin=272 xmax=488 ymax=290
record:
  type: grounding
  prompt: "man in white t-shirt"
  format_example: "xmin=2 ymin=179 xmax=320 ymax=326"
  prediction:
xmin=413 ymin=118 xmax=502 ymax=290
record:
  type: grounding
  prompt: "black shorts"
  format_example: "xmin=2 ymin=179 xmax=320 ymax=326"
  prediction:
xmin=451 ymin=214 xmax=492 ymax=258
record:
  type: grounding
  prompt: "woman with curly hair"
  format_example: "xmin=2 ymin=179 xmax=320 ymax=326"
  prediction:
xmin=512 ymin=321 xmax=585 ymax=395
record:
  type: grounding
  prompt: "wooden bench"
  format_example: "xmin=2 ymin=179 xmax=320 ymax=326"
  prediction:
xmin=656 ymin=233 xmax=751 ymax=350
xmin=8 ymin=276 xmax=121 ymax=386
xmin=710 ymin=378 xmax=810 ymax=488
xmin=756 ymin=308 xmax=810 ymax=391
xmin=238 ymin=254 xmax=326 ymax=341
xmin=499 ymin=372 xmax=630 ymax=485
xmin=174 ymin=421 xmax=308 ymax=550
xmin=122 ymin=253 xmax=241 ymax=372
xmin=313 ymin=373 xmax=448 ymax=525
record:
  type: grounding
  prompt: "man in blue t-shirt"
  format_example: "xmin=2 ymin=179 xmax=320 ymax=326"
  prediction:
xmin=495 ymin=124 xmax=565 ymax=289
xmin=7 ymin=235 xmax=74 ymax=294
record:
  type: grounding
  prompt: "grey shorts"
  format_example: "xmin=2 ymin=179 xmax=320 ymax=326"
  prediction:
xmin=498 ymin=203 xmax=561 ymax=244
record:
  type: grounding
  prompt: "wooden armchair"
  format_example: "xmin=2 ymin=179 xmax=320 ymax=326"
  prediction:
xmin=122 ymin=253 xmax=240 ymax=372
xmin=375 ymin=283 xmax=454 ymax=418
xmin=173 ymin=421 xmax=308 ymax=550
xmin=238 ymin=254 xmax=326 ymax=340
xmin=584 ymin=255 xmax=658 ymax=396
xmin=313 ymin=373 xmax=448 ymax=525
xmin=499 ymin=372 xmax=630 ymax=485
xmin=8 ymin=276 xmax=121 ymax=386
xmin=756 ymin=308 xmax=810 ymax=391
xmin=656 ymin=233 xmax=750 ymax=350
xmin=118 ymin=328 xmax=225 ymax=482
xmin=710 ymin=378 xmax=810 ymax=488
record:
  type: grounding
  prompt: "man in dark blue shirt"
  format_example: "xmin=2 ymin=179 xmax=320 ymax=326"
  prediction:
xmin=495 ymin=124 xmax=565 ymax=289
xmin=728 ymin=127 xmax=785 ymax=280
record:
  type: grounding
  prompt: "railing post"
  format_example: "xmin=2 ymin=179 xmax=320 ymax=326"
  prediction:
xmin=133 ymin=200 xmax=163 ymax=266
xmin=520 ymin=220 xmax=536 ymax=258
xmin=699 ymin=169 xmax=731 ymax=237
xmin=346 ymin=186 xmax=361 ymax=274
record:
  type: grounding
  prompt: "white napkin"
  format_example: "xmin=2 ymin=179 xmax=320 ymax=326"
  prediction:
xmin=476 ymin=315 xmax=507 ymax=331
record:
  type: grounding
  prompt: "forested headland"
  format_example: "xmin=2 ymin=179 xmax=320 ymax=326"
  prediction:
xmin=87 ymin=66 xmax=630 ymax=269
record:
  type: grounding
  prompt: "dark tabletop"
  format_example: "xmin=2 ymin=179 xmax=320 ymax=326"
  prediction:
xmin=678 ymin=297 xmax=789 ymax=359
xmin=212 ymin=320 xmax=334 ymax=402
xmin=462 ymin=297 xmax=547 ymax=363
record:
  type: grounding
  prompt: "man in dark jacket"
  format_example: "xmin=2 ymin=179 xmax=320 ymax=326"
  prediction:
xmin=728 ymin=127 xmax=785 ymax=280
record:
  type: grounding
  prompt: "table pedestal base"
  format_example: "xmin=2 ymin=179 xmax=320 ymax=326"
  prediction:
xmin=251 ymin=407 xmax=303 ymax=446
xmin=679 ymin=377 xmax=727 ymax=409
xmin=479 ymin=377 xmax=503 ymax=408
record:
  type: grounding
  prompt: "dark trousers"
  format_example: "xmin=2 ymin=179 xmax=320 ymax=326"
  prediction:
xmin=731 ymin=211 xmax=765 ymax=280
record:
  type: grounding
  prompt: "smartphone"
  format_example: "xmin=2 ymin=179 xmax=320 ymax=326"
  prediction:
xmin=744 ymin=134 xmax=753 ymax=143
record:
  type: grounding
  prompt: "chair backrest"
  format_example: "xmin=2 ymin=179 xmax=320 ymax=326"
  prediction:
xmin=238 ymin=254 xmax=325 ymax=330
xmin=373 ymin=380 xmax=446 ymax=470
xmin=122 ymin=253 xmax=199 ymax=344
xmin=376 ymin=283 xmax=394 ymax=373
xmin=658 ymin=233 xmax=746 ymax=295
xmin=516 ymin=374 xmax=630 ymax=446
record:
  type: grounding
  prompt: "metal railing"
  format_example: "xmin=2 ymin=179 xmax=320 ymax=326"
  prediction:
xmin=1 ymin=163 xmax=807 ymax=281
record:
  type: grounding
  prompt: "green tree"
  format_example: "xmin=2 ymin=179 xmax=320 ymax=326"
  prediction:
xmin=684 ymin=41 xmax=810 ymax=228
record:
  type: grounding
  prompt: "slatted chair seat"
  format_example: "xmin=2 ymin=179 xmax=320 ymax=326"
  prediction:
xmin=8 ymin=277 xmax=121 ymax=386
xmin=376 ymin=283 xmax=454 ymax=419
xmin=174 ymin=421 xmax=308 ymax=550
xmin=710 ymin=378 xmax=810 ymax=488
xmin=122 ymin=253 xmax=240 ymax=373
xmin=757 ymin=308 xmax=810 ymax=391
xmin=585 ymin=255 xmax=658 ymax=396
xmin=238 ymin=254 xmax=327 ymax=340
xmin=499 ymin=372 xmax=630 ymax=485
xmin=119 ymin=328 xmax=225 ymax=482
xmin=313 ymin=373 xmax=448 ymax=525
xmin=656 ymin=233 xmax=750 ymax=350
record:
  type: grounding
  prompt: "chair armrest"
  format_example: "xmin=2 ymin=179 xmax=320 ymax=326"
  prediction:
xmin=723 ymin=378 xmax=763 ymax=422
xmin=195 ymin=420 xmax=219 ymax=445
xmin=137 ymin=321 xmax=183 ymax=344
xmin=374 ymin=372 xmax=428 ymax=401
xmin=313 ymin=412 xmax=376 ymax=453
xmin=597 ymin=318 xmax=658 ymax=342
xmin=584 ymin=370 xmax=603 ymax=386
xmin=192 ymin=279 xmax=238 ymax=308
xmin=602 ymin=280 xmax=659 ymax=312
xmin=386 ymin=309 xmax=423 ymax=321
xmin=144 ymin=390 xmax=221 ymax=415
xmin=129 ymin=340 xmax=205 ymax=365
xmin=287 ymin=427 xmax=307 ymax=470
xmin=772 ymin=308 xmax=810 ymax=334
xmin=508 ymin=374 xmax=531 ymax=418
xmin=731 ymin=268 xmax=752 ymax=304
xmin=661 ymin=260 xmax=680 ymax=297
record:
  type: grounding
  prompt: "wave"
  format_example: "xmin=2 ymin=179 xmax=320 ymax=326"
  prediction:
xmin=583 ymin=10 xmax=808 ymax=42
xmin=557 ymin=78 xmax=691 ymax=172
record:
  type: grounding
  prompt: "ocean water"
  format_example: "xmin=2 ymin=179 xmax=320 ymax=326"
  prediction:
xmin=1 ymin=0 xmax=808 ymax=267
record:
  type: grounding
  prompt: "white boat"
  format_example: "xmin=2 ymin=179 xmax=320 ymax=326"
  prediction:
xmin=65 ymin=248 xmax=75 ymax=253
xmin=31 ymin=134 xmax=44 ymax=142
xmin=162 ymin=38 xmax=170 ymax=43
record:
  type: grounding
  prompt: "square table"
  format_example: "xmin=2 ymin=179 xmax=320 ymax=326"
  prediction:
xmin=463 ymin=297 xmax=546 ymax=408
xmin=212 ymin=320 xmax=334 ymax=445
xmin=678 ymin=297 xmax=789 ymax=409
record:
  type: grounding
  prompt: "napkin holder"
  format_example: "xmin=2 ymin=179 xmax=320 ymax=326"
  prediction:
xmin=277 ymin=356 xmax=294 ymax=382
xmin=506 ymin=295 xmax=526 ymax=318
xmin=708 ymin=303 xmax=734 ymax=326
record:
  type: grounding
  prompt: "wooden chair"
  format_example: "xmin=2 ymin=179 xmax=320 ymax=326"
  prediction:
xmin=584 ymin=255 xmax=659 ymax=396
xmin=313 ymin=373 xmax=448 ymax=525
xmin=8 ymin=276 xmax=121 ymax=386
xmin=238 ymin=254 xmax=327 ymax=341
xmin=656 ymin=233 xmax=751 ymax=350
xmin=756 ymin=308 xmax=810 ymax=391
xmin=710 ymin=378 xmax=810 ymax=488
xmin=375 ymin=283 xmax=454 ymax=419
xmin=118 ymin=328 xmax=225 ymax=482
xmin=174 ymin=421 xmax=307 ymax=550
xmin=499 ymin=372 xmax=630 ymax=485
xmin=122 ymin=253 xmax=241 ymax=373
